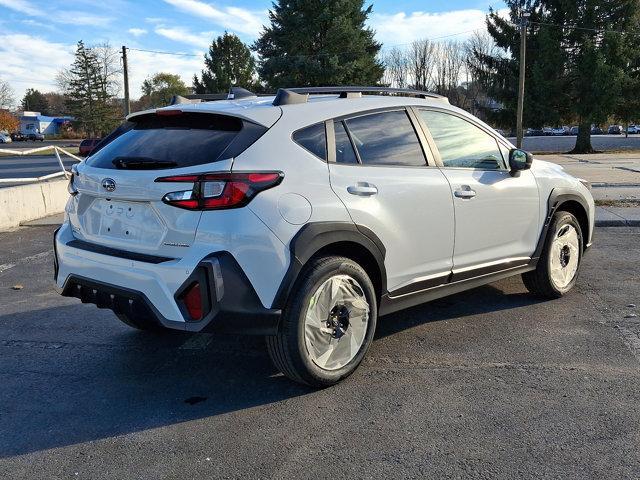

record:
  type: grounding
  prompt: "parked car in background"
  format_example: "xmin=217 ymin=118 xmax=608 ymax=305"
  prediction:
xmin=79 ymin=138 xmax=102 ymax=157
xmin=569 ymin=126 xmax=579 ymax=136
xmin=526 ymin=128 xmax=545 ymax=136
xmin=10 ymin=132 xmax=26 ymax=141
xmin=591 ymin=126 xmax=604 ymax=135
xmin=0 ymin=132 xmax=13 ymax=143
xmin=552 ymin=127 xmax=566 ymax=136
xmin=54 ymin=85 xmax=595 ymax=387
xmin=608 ymin=125 xmax=623 ymax=135
xmin=26 ymin=132 xmax=45 ymax=141
xmin=627 ymin=125 xmax=638 ymax=134
xmin=542 ymin=127 xmax=553 ymax=136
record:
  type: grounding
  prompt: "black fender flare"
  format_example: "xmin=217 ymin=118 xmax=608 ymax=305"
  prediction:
xmin=271 ymin=222 xmax=387 ymax=309
xmin=533 ymin=188 xmax=592 ymax=261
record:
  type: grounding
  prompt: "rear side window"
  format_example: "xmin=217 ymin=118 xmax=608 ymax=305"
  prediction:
xmin=344 ymin=110 xmax=426 ymax=166
xmin=293 ymin=123 xmax=326 ymax=160
xmin=86 ymin=112 xmax=264 ymax=170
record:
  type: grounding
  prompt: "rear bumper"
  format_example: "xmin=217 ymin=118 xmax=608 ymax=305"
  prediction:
xmin=54 ymin=223 xmax=281 ymax=335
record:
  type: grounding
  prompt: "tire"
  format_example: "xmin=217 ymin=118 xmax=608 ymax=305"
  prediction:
xmin=115 ymin=312 xmax=167 ymax=332
xmin=267 ymin=256 xmax=378 ymax=387
xmin=522 ymin=211 xmax=583 ymax=299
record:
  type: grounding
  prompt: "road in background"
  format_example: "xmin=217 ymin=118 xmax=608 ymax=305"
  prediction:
xmin=0 ymin=140 xmax=81 ymax=151
xmin=0 ymin=225 xmax=639 ymax=478
xmin=508 ymin=134 xmax=640 ymax=153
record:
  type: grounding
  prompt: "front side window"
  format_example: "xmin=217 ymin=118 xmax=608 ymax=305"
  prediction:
xmin=343 ymin=110 xmax=426 ymax=167
xmin=419 ymin=110 xmax=505 ymax=170
xmin=293 ymin=123 xmax=326 ymax=160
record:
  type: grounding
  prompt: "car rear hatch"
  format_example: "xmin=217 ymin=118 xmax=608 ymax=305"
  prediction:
xmin=68 ymin=109 xmax=273 ymax=259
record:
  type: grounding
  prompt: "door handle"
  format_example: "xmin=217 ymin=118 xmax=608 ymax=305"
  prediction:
xmin=454 ymin=187 xmax=476 ymax=199
xmin=347 ymin=183 xmax=378 ymax=197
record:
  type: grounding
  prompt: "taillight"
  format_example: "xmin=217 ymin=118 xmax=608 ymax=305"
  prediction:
xmin=155 ymin=171 xmax=283 ymax=210
xmin=182 ymin=282 xmax=203 ymax=320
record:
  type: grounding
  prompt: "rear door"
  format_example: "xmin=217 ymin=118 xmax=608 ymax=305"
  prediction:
xmin=415 ymin=108 xmax=540 ymax=277
xmin=328 ymin=108 xmax=455 ymax=294
xmin=68 ymin=111 xmax=262 ymax=259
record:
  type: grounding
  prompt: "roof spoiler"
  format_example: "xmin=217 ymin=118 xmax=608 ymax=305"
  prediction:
xmin=170 ymin=87 xmax=258 ymax=105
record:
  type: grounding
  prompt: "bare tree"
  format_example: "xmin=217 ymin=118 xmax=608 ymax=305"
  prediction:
xmin=407 ymin=39 xmax=436 ymax=91
xmin=431 ymin=41 xmax=465 ymax=106
xmin=463 ymin=31 xmax=500 ymax=115
xmin=0 ymin=78 xmax=15 ymax=109
xmin=382 ymin=47 xmax=409 ymax=88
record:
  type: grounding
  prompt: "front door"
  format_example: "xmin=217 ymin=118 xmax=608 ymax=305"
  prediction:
xmin=416 ymin=109 xmax=540 ymax=279
xmin=328 ymin=108 xmax=455 ymax=294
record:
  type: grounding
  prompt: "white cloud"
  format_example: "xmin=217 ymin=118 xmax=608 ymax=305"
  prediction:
xmin=0 ymin=33 xmax=203 ymax=104
xmin=155 ymin=27 xmax=214 ymax=48
xmin=0 ymin=33 xmax=74 ymax=101
xmin=128 ymin=28 xmax=148 ymax=37
xmin=163 ymin=0 xmax=265 ymax=36
xmin=370 ymin=9 xmax=500 ymax=47
xmin=0 ymin=0 xmax=112 ymax=26
xmin=0 ymin=0 xmax=40 ymax=16
xmin=126 ymin=49 xmax=203 ymax=97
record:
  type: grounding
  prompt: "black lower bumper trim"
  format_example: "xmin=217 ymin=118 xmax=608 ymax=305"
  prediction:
xmin=61 ymin=252 xmax=281 ymax=335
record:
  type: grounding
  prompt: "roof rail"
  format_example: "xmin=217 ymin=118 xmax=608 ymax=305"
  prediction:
xmin=273 ymin=86 xmax=449 ymax=105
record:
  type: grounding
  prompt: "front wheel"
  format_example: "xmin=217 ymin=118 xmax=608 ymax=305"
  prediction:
xmin=267 ymin=256 xmax=377 ymax=387
xmin=522 ymin=211 xmax=583 ymax=298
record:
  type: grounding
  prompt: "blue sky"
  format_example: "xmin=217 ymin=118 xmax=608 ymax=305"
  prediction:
xmin=0 ymin=0 xmax=506 ymax=103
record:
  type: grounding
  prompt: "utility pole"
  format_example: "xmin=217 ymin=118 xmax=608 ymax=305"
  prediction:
xmin=516 ymin=12 xmax=530 ymax=149
xmin=122 ymin=46 xmax=130 ymax=117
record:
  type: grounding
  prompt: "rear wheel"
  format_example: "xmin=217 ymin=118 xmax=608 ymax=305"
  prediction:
xmin=522 ymin=211 xmax=583 ymax=298
xmin=267 ymin=256 xmax=377 ymax=387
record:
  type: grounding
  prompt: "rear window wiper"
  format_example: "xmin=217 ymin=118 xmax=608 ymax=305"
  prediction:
xmin=112 ymin=157 xmax=178 ymax=170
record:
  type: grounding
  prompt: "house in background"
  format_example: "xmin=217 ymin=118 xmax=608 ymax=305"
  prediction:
xmin=19 ymin=111 xmax=74 ymax=136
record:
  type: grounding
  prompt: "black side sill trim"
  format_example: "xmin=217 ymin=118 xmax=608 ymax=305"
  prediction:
xmin=66 ymin=239 xmax=174 ymax=264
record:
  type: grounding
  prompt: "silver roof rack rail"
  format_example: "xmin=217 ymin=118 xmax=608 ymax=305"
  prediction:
xmin=272 ymin=86 xmax=448 ymax=106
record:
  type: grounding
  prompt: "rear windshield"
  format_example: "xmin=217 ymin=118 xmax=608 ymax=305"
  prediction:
xmin=86 ymin=112 xmax=253 ymax=170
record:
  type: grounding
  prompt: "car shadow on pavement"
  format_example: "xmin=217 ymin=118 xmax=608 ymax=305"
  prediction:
xmin=0 ymin=282 xmax=542 ymax=458
xmin=375 ymin=282 xmax=544 ymax=339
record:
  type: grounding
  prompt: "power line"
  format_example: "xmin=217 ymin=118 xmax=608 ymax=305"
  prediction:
xmin=124 ymin=27 xmax=485 ymax=60
xmin=528 ymin=20 xmax=640 ymax=37
xmin=127 ymin=47 xmax=200 ymax=57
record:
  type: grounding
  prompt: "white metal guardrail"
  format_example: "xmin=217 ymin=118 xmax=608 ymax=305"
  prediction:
xmin=0 ymin=145 xmax=81 ymax=184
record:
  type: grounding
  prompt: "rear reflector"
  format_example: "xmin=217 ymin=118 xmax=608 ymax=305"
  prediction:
xmin=155 ymin=171 xmax=283 ymax=210
xmin=182 ymin=282 xmax=203 ymax=320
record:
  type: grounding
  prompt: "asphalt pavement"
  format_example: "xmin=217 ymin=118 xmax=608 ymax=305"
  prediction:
xmin=1 ymin=225 xmax=639 ymax=478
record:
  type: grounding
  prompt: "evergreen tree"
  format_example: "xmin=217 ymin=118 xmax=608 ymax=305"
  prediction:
xmin=193 ymin=32 xmax=257 ymax=93
xmin=254 ymin=0 xmax=384 ymax=88
xmin=62 ymin=41 xmax=119 ymax=136
xmin=142 ymin=72 xmax=190 ymax=108
xmin=21 ymin=89 xmax=50 ymax=114
xmin=476 ymin=0 xmax=639 ymax=153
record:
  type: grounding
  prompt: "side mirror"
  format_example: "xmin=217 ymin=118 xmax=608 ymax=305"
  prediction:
xmin=509 ymin=149 xmax=533 ymax=176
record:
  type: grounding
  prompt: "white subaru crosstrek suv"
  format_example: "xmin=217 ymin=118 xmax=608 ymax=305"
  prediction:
xmin=54 ymin=87 xmax=594 ymax=387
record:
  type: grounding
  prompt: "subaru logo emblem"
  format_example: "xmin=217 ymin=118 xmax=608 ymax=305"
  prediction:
xmin=102 ymin=178 xmax=116 ymax=192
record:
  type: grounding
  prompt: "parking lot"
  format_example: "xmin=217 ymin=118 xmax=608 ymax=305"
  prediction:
xmin=1 ymin=224 xmax=639 ymax=478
